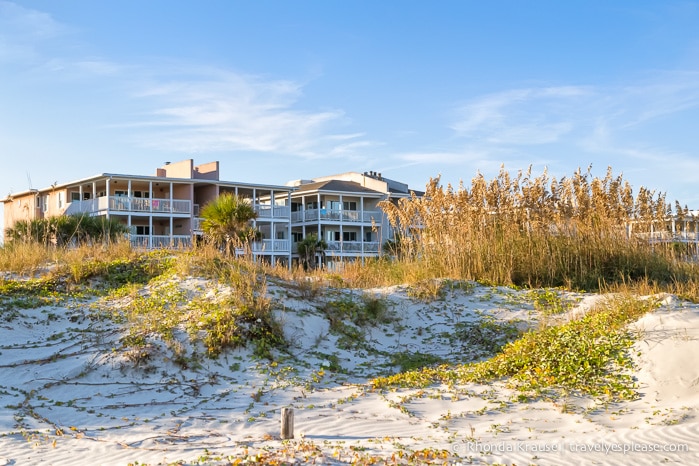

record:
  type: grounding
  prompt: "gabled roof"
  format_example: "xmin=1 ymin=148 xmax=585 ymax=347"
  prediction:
xmin=292 ymin=180 xmax=385 ymax=196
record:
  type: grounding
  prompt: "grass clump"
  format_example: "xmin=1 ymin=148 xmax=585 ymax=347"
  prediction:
xmin=320 ymin=294 xmax=394 ymax=350
xmin=390 ymin=351 xmax=445 ymax=372
xmin=188 ymin=296 xmax=285 ymax=359
xmin=449 ymin=317 xmax=522 ymax=356
xmin=98 ymin=252 xmax=286 ymax=363
xmin=372 ymin=295 xmax=659 ymax=402
xmin=322 ymin=294 xmax=393 ymax=328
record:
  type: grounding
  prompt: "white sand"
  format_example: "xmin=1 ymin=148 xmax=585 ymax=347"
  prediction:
xmin=0 ymin=279 xmax=697 ymax=465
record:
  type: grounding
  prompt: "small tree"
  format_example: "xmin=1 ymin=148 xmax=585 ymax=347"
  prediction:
xmin=297 ymin=233 xmax=327 ymax=270
xmin=200 ymin=193 xmax=259 ymax=256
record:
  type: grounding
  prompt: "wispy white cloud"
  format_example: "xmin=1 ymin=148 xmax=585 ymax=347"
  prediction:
xmin=451 ymin=86 xmax=591 ymax=145
xmin=125 ymin=68 xmax=362 ymax=157
xmin=450 ymin=73 xmax=699 ymax=160
xmin=618 ymin=71 xmax=699 ymax=127
xmin=397 ymin=150 xmax=490 ymax=165
xmin=0 ymin=1 xmax=68 ymax=63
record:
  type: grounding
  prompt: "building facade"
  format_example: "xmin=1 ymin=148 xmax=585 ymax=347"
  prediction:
xmin=286 ymin=171 xmax=422 ymax=269
xmin=2 ymin=162 xmax=422 ymax=267
xmin=2 ymin=160 xmax=294 ymax=264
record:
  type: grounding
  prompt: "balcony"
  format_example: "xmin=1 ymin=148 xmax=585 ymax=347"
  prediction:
xmin=292 ymin=241 xmax=380 ymax=254
xmin=65 ymin=196 xmax=192 ymax=215
xmin=110 ymin=196 xmax=191 ymax=214
xmin=254 ymin=204 xmax=291 ymax=219
xmin=291 ymin=209 xmax=381 ymax=223
xmin=130 ymin=235 xmax=192 ymax=249
xmin=251 ymin=239 xmax=290 ymax=253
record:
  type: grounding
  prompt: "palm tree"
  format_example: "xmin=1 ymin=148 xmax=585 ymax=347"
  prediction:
xmin=5 ymin=214 xmax=128 ymax=247
xmin=200 ymin=193 xmax=259 ymax=256
xmin=296 ymin=233 xmax=327 ymax=270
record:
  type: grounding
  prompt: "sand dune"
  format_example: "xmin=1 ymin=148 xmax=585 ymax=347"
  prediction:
xmin=0 ymin=279 xmax=697 ymax=465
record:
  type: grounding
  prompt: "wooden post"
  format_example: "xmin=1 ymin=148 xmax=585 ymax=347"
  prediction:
xmin=281 ymin=407 xmax=294 ymax=439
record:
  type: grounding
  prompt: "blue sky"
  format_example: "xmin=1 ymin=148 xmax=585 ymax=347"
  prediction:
xmin=2 ymin=0 xmax=699 ymax=238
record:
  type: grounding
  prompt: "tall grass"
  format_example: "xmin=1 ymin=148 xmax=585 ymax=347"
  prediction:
xmin=0 ymin=242 xmax=53 ymax=276
xmin=380 ymin=166 xmax=684 ymax=290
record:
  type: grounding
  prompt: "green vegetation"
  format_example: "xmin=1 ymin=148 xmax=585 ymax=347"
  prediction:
xmin=199 ymin=192 xmax=259 ymax=256
xmin=371 ymin=295 xmax=659 ymax=402
xmin=319 ymin=294 xmax=394 ymax=350
xmin=296 ymin=233 xmax=327 ymax=271
xmin=5 ymin=214 xmax=128 ymax=247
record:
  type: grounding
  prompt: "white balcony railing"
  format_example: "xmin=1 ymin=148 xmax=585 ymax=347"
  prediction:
xmin=110 ymin=197 xmax=191 ymax=214
xmin=65 ymin=196 xmax=192 ymax=215
xmin=254 ymin=204 xmax=291 ymax=218
xmin=250 ymin=239 xmax=290 ymax=253
xmin=292 ymin=241 xmax=380 ymax=254
xmin=130 ymin=234 xmax=192 ymax=249
xmin=193 ymin=217 xmax=203 ymax=231
xmin=290 ymin=209 xmax=380 ymax=223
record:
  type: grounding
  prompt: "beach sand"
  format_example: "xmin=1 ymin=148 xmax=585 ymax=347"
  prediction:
xmin=0 ymin=279 xmax=696 ymax=465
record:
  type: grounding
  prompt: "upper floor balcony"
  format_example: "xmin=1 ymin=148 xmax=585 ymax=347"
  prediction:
xmin=254 ymin=204 xmax=291 ymax=219
xmin=291 ymin=208 xmax=381 ymax=224
xmin=64 ymin=196 xmax=192 ymax=216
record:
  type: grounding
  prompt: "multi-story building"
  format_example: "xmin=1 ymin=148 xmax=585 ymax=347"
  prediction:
xmin=286 ymin=171 xmax=422 ymax=269
xmin=1 ymin=159 xmax=294 ymax=264
xmin=2 ymin=161 xmax=422 ymax=268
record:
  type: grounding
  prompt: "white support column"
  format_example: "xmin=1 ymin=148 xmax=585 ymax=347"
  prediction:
xmin=317 ymin=192 xmax=321 ymax=239
xmin=149 ymin=181 xmax=153 ymax=212
xmin=105 ymin=179 xmax=110 ymax=220
xmin=360 ymin=196 xmax=365 ymax=263
xmin=339 ymin=194 xmax=343 ymax=256
xmin=287 ymin=191 xmax=292 ymax=270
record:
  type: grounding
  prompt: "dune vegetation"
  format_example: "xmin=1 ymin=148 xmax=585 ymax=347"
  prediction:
xmin=1 ymin=166 xmax=698 ymax=463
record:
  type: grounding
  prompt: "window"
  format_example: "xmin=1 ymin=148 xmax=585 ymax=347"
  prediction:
xmin=292 ymin=232 xmax=303 ymax=242
xmin=306 ymin=201 xmax=319 ymax=210
xmin=365 ymin=231 xmax=373 ymax=242
xmin=342 ymin=231 xmax=357 ymax=242
xmin=343 ymin=201 xmax=357 ymax=211
xmin=329 ymin=201 xmax=341 ymax=211
xmin=133 ymin=191 xmax=150 ymax=198
xmin=70 ymin=192 xmax=81 ymax=202
xmin=57 ymin=192 xmax=65 ymax=209
xmin=276 ymin=231 xmax=285 ymax=240
xmin=39 ymin=195 xmax=48 ymax=212
xmin=135 ymin=226 xmax=150 ymax=235
xmin=291 ymin=202 xmax=302 ymax=212
xmin=115 ymin=190 xmax=127 ymax=197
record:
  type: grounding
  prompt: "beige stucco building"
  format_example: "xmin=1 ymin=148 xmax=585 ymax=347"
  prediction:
xmin=2 ymin=159 xmax=294 ymax=264
xmin=2 ymin=161 xmax=422 ymax=267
